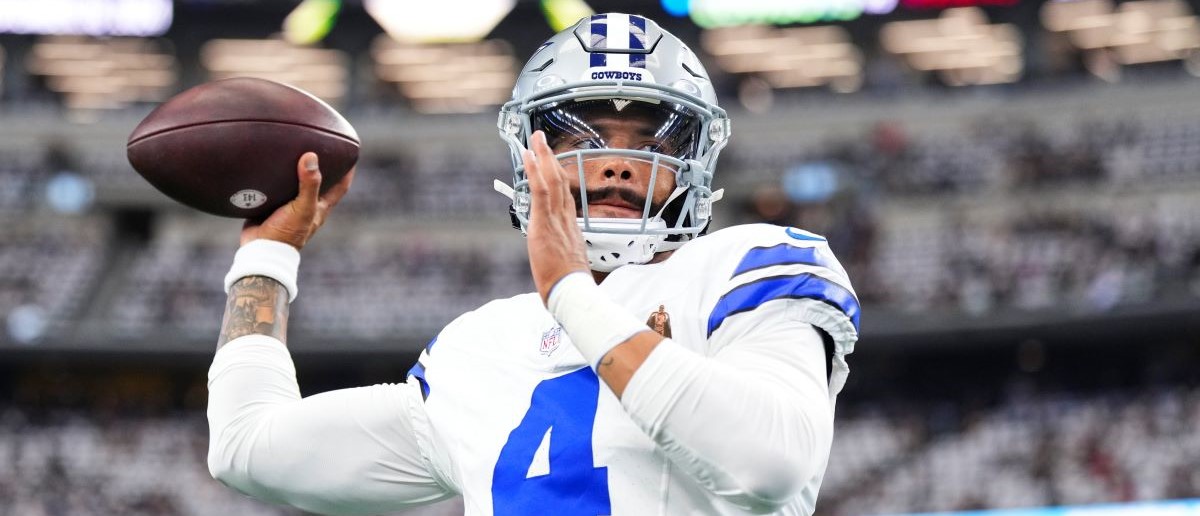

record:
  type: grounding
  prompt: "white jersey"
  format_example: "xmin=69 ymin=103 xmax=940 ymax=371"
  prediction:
xmin=206 ymin=223 xmax=859 ymax=516
xmin=411 ymin=223 xmax=857 ymax=515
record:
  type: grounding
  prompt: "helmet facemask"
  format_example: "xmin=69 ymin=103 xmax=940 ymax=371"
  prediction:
xmin=497 ymin=95 xmax=722 ymax=271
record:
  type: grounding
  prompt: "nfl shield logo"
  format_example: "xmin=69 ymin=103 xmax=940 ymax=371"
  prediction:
xmin=540 ymin=326 xmax=562 ymax=356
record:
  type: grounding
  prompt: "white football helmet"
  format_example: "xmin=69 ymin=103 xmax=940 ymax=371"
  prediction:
xmin=495 ymin=13 xmax=730 ymax=272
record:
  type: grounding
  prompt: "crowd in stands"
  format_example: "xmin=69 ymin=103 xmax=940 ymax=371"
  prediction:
xmin=1 ymin=382 xmax=1196 ymax=515
xmin=736 ymin=118 xmax=1200 ymax=314
xmin=4 ymin=112 xmax=1200 ymax=345
xmin=863 ymin=205 xmax=1200 ymax=313
xmin=729 ymin=116 xmax=1193 ymax=196
xmin=820 ymin=386 xmax=1200 ymax=515
xmin=108 ymin=236 xmax=532 ymax=343
xmin=0 ymin=218 xmax=107 ymax=344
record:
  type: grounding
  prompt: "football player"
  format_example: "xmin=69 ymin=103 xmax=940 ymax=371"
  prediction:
xmin=207 ymin=13 xmax=858 ymax=516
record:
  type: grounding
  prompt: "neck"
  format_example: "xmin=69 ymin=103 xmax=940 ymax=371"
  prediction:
xmin=591 ymin=250 xmax=675 ymax=283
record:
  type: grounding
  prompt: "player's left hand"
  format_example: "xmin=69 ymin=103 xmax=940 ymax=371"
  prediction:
xmin=523 ymin=130 xmax=590 ymax=305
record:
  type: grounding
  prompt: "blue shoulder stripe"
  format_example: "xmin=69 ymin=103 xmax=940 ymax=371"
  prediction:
xmin=408 ymin=360 xmax=430 ymax=400
xmin=732 ymin=243 xmax=838 ymax=278
xmin=708 ymin=273 xmax=861 ymax=337
xmin=407 ymin=337 xmax=437 ymax=400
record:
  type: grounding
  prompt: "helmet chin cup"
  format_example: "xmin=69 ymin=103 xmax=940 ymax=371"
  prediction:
xmin=580 ymin=218 xmax=667 ymax=272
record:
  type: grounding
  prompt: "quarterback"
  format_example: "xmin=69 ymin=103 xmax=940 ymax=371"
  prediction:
xmin=206 ymin=13 xmax=859 ymax=516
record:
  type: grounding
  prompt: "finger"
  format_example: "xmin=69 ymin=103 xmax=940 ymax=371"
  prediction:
xmin=531 ymin=131 xmax=561 ymax=188
xmin=522 ymin=147 xmax=547 ymax=211
xmin=530 ymin=131 xmax=565 ymax=217
xmin=533 ymin=130 xmax=577 ymax=218
xmin=296 ymin=152 xmax=322 ymax=210
xmin=318 ymin=167 xmax=356 ymax=209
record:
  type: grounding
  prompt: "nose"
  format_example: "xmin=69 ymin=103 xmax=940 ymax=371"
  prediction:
xmin=604 ymin=168 xmax=633 ymax=181
xmin=595 ymin=156 xmax=637 ymax=183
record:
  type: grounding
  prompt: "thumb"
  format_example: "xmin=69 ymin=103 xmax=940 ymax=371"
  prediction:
xmin=297 ymin=152 xmax=322 ymax=208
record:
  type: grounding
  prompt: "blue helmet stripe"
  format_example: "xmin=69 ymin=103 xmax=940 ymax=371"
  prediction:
xmin=590 ymin=14 xmax=608 ymax=67
xmin=708 ymin=273 xmax=862 ymax=337
xmin=629 ymin=15 xmax=647 ymax=68
xmin=731 ymin=243 xmax=838 ymax=278
xmin=630 ymin=15 xmax=647 ymax=49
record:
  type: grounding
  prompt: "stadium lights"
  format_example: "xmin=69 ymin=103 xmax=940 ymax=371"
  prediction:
xmin=700 ymin=24 xmax=864 ymax=97
xmin=541 ymin=0 xmax=595 ymax=32
xmin=200 ymin=38 xmax=349 ymax=103
xmin=0 ymin=0 xmax=172 ymax=36
xmin=1041 ymin=0 xmax=1200 ymax=77
xmin=365 ymin=0 xmax=515 ymax=43
xmin=668 ymin=0 xmax=899 ymax=26
xmin=371 ymin=35 xmax=518 ymax=114
xmin=880 ymin=7 xmax=1024 ymax=86
xmin=282 ymin=0 xmax=341 ymax=46
xmin=25 ymin=36 xmax=178 ymax=110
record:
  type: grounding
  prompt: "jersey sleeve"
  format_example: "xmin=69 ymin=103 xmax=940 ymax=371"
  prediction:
xmin=206 ymin=335 xmax=457 ymax=516
xmin=620 ymin=302 xmax=835 ymax=514
xmin=706 ymin=225 xmax=860 ymax=361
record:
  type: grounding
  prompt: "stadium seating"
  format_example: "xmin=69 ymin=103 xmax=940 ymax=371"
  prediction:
xmin=0 ymin=217 xmax=107 ymax=343
xmin=821 ymin=388 xmax=1200 ymax=515
xmin=4 ymin=111 xmax=1200 ymax=347
xmin=2 ymin=386 xmax=1195 ymax=515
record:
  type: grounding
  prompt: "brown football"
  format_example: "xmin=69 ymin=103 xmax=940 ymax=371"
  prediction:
xmin=127 ymin=77 xmax=360 ymax=218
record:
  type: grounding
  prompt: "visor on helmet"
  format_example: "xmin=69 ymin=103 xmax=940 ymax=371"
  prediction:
xmin=531 ymin=98 xmax=702 ymax=161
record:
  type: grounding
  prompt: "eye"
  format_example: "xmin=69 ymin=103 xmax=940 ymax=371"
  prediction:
xmin=639 ymin=142 xmax=671 ymax=154
xmin=566 ymin=138 xmax=603 ymax=150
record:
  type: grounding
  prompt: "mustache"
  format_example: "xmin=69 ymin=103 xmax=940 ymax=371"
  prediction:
xmin=570 ymin=186 xmax=665 ymax=215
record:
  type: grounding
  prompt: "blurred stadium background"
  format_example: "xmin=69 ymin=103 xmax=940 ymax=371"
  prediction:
xmin=1 ymin=0 xmax=1199 ymax=515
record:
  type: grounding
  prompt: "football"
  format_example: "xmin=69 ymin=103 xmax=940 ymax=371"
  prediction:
xmin=126 ymin=77 xmax=360 ymax=218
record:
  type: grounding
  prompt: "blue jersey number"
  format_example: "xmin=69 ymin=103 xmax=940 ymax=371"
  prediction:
xmin=492 ymin=367 xmax=611 ymax=515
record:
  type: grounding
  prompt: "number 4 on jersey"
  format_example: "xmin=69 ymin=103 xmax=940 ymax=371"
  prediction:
xmin=492 ymin=367 xmax=611 ymax=515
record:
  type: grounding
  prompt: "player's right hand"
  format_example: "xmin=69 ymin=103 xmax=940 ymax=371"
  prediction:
xmin=240 ymin=152 xmax=355 ymax=250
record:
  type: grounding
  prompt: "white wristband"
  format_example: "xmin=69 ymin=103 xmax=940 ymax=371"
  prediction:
xmin=223 ymin=239 xmax=301 ymax=303
xmin=547 ymin=272 xmax=648 ymax=368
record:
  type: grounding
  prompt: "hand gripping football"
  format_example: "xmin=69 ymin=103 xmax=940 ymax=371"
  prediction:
xmin=127 ymin=77 xmax=360 ymax=218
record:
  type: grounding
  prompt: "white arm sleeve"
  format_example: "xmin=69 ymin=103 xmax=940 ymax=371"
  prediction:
xmin=619 ymin=300 xmax=834 ymax=514
xmin=207 ymin=335 xmax=456 ymax=516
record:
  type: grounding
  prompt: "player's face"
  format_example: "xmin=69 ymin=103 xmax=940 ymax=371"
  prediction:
xmin=549 ymin=114 xmax=679 ymax=219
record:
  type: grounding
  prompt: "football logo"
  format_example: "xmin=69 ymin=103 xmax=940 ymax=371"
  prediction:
xmin=230 ymin=189 xmax=267 ymax=209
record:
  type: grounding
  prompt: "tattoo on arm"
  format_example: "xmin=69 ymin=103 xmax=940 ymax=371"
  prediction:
xmin=217 ymin=276 xmax=289 ymax=349
xmin=598 ymin=356 xmax=615 ymax=369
